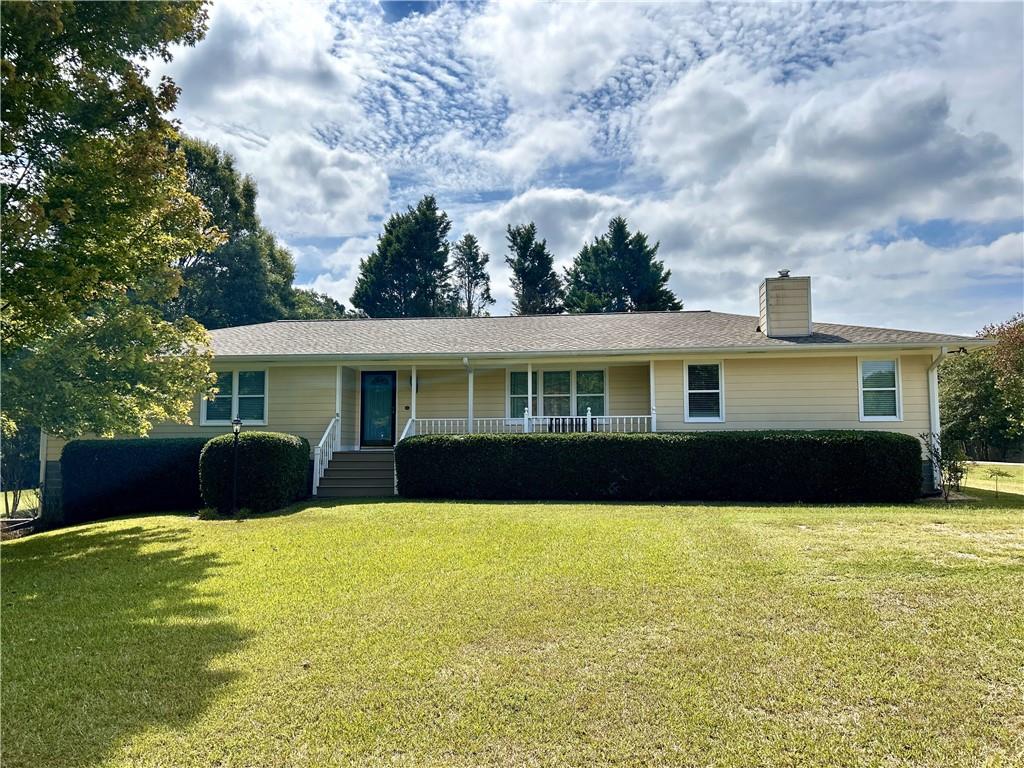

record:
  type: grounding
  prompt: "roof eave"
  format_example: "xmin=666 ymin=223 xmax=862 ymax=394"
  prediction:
xmin=209 ymin=337 xmax=992 ymax=363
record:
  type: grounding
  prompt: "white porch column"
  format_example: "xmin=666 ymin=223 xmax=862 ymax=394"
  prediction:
xmin=334 ymin=364 xmax=342 ymax=445
xmin=411 ymin=365 xmax=417 ymax=420
xmin=467 ymin=367 xmax=474 ymax=433
xmin=527 ymin=362 xmax=533 ymax=416
xmin=649 ymin=359 xmax=658 ymax=432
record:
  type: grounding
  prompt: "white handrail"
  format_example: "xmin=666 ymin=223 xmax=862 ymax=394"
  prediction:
xmin=398 ymin=417 xmax=415 ymax=442
xmin=312 ymin=413 xmax=340 ymax=495
xmin=399 ymin=415 xmax=652 ymax=437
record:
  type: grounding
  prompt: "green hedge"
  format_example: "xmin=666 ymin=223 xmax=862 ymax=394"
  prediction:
xmin=396 ymin=431 xmax=923 ymax=503
xmin=199 ymin=431 xmax=310 ymax=514
xmin=61 ymin=438 xmax=208 ymax=523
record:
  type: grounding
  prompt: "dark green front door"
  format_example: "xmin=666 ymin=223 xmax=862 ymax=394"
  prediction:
xmin=360 ymin=371 xmax=396 ymax=447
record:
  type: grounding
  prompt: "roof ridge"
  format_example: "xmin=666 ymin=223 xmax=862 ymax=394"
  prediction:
xmin=271 ymin=309 xmax=715 ymax=323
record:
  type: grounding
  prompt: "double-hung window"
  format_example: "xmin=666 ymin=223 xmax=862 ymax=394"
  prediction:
xmin=575 ymin=370 xmax=606 ymax=416
xmin=542 ymin=371 xmax=571 ymax=416
xmin=202 ymin=369 xmax=268 ymax=425
xmin=685 ymin=362 xmax=724 ymax=422
xmin=859 ymin=359 xmax=900 ymax=421
xmin=509 ymin=371 xmax=537 ymax=417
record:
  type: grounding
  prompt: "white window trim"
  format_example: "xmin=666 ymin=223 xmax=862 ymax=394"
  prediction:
xmin=684 ymin=360 xmax=725 ymax=423
xmin=858 ymin=356 xmax=902 ymax=422
xmin=201 ymin=368 xmax=269 ymax=426
xmin=505 ymin=366 xmax=609 ymax=418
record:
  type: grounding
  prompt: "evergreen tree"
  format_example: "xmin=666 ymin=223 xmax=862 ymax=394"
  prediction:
xmin=351 ymin=196 xmax=453 ymax=317
xmin=564 ymin=216 xmax=682 ymax=313
xmin=505 ymin=223 xmax=563 ymax=315
xmin=291 ymin=289 xmax=348 ymax=320
xmin=450 ymin=233 xmax=495 ymax=316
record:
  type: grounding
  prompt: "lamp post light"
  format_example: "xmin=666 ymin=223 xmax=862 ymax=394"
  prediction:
xmin=231 ymin=418 xmax=242 ymax=516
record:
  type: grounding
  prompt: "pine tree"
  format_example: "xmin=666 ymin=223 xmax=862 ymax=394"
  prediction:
xmin=450 ymin=233 xmax=495 ymax=316
xmin=505 ymin=223 xmax=563 ymax=315
xmin=564 ymin=216 xmax=682 ymax=313
xmin=351 ymin=196 xmax=453 ymax=317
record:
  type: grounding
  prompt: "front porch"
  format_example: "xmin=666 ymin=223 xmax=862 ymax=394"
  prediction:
xmin=312 ymin=361 xmax=658 ymax=494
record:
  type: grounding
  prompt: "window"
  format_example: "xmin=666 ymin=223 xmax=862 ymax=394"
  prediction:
xmin=575 ymin=370 xmax=606 ymax=416
xmin=685 ymin=362 xmax=723 ymax=422
xmin=202 ymin=369 xmax=268 ymax=425
xmin=543 ymin=371 xmax=571 ymax=416
xmin=507 ymin=368 xmax=607 ymax=417
xmin=859 ymin=359 xmax=900 ymax=421
xmin=509 ymin=371 xmax=537 ymax=417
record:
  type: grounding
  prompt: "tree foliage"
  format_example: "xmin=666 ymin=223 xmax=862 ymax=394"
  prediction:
xmin=939 ymin=315 xmax=1024 ymax=460
xmin=351 ymin=196 xmax=454 ymax=317
xmin=505 ymin=222 xmax=563 ymax=315
xmin=450 ymin=233 xmax=494 ymax=316
xmin=1 ymin=1 xmax=217 ymax=439
xmin=564 ymin=216 xmax=682 ymax=313
xmin=167 ymin=137 xmax=346 ymax=328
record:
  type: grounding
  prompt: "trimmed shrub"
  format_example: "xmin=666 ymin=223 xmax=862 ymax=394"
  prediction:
xmin=396 ymin=430 xmax=923 ymax=503
xmin=199 ymin=431 xmax=310 ymax=514
xmin=61 ymin=438 xmax=208 ymax=523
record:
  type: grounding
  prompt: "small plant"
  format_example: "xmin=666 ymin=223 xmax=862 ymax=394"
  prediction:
xmin=920 ymin=432 xmax=969 ymax=502
xmin=985 ymin=467 xmax=1013 ymax=498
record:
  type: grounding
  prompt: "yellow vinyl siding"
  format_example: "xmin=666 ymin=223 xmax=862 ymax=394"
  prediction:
xmin=654 ymin=354 xmax=931 ymax=441
xmin=472 ymin=368 xmax=506 ymax=419
xmin=45 ymin=366 xmax=337 ymax=461
xmin=340 ymin=366 xmax=357 ymax=449
xmin=608 ymin=365 xmax=650 ymax=415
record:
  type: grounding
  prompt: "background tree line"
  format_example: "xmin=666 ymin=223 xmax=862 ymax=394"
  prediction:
xmin=351 ymin=196 xmax=682 ymax=318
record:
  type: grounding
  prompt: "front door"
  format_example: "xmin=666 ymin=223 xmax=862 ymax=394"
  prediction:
xmin=360 ymin=371 xmax=396 ymax=447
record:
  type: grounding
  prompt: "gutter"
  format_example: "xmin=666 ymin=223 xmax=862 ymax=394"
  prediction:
xmin=209 ymin=338 xmax=994 ymax=364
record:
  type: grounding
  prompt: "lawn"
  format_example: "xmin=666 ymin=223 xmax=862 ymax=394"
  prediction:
xmin=1 ymin=488 xmax=39 ymax=517
xmin=964 ymin=461 xmax=1024 ymax=497
xmin=3 ymin=494 xmax=1023 ymax=767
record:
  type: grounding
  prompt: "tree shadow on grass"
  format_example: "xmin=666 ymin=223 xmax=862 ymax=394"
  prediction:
xmin=1 ymin=524 xmax=249 ymax=767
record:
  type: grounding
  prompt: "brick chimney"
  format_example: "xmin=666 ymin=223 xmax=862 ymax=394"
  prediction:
xmin=758 ymin=270 xmax=812 ymax=337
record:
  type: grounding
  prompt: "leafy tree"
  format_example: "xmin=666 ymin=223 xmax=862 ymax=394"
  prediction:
xmin=505 ymin=222 xmax=563 ymax=315
xmin=940 ymin=347 xmax=1020 ymax=460
xmin=1 ymin=417 xmax=40 ymax=517
xmin=981 ymin=313 xmax=1024 ymax=439
xmin=168 ymin=137 xmax=345 ymax=329
xmin=1 ymin=1 xmax=218 ymax=439
xmin=450 ymin=233 xmax=494 ymax=316
xmin=351 ymin=196 xmax=454 ymax=317
xmin=564 ymin=216 xmax=682 ymax=313
xmin=291 ymin=289 xmax=349 ymax=320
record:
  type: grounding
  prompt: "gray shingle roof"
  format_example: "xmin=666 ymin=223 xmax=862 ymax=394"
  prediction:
xmin=208 ymin=311 xmax=983 ymax=359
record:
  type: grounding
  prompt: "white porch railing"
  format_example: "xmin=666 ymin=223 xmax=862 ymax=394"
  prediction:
xmin=398 ymin=410 xmax=652 ymax=441
xmin=312 ymin=413 xmax=340 ymax=495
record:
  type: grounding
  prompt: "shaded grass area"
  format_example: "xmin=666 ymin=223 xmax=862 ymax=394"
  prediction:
xmin=3 ymin=497 xmax=1023 ymax=767
xmin=965 ymin=461 xmax=1024 ymax=496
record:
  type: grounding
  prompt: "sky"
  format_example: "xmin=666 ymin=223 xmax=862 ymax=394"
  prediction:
xmin=161 ymin=0 xmax=1023 ymax=334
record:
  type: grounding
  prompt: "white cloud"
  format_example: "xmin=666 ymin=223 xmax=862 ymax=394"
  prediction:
xmin=156 ymin=0 xmax=1022 ymax=332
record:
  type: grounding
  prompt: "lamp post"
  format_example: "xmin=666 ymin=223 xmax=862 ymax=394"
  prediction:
xmin=231 ymin=418 xmax=242 ymax=516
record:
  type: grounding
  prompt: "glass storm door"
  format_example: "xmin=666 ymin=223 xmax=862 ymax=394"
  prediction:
xmin=360 ymin=371 xmax=396 ymax=446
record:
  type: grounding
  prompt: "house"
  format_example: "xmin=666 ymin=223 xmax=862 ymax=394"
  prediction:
xmin=40 ymin=272 xmax=989 ymax=499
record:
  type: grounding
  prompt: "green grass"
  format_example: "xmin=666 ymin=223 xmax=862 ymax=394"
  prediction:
xmin=964 ymin=461 xmax=1024 ymax=496
xmin=1 ymin=488 xmax=39 ymax=517
xmin=3 ymin=495 xmax=1023 ymax=767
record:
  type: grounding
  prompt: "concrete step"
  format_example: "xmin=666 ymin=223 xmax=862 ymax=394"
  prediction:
xmin=318 ymin=477 xmax=394 ymax=489
xmin=331 ymin=450 xmax=394 ymax=461
xmin=322 ymin=467 xmax=394 ymax=480
xmin=317 ymin=486 xmax=395 ymax=498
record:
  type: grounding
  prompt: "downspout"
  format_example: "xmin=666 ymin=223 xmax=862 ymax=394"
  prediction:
xmin=926 ymin=346 xmax=947 ymax=489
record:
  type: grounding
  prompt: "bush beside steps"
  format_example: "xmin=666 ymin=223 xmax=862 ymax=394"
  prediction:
xmin=200 ymin=431 xmax=310 ymax=514
xmin=396 ymin=431 xmax=923 ymax=503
